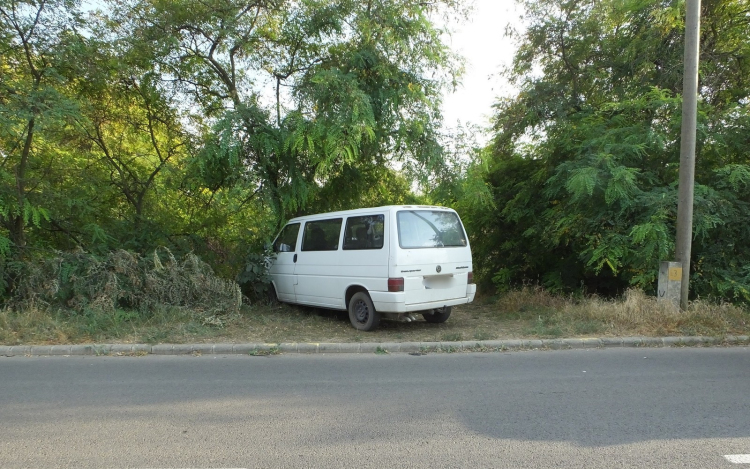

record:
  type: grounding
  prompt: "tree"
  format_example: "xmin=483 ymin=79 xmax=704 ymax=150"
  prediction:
xmin=480 ymin=0 xmax=750 ymax=300
xmin=111 ymin=0 xmax=463 ymax=224
xmin=65 ymin=33 xmax=190 ymax=250
xmin=0 ymin=0 xmax=472 ymax=294
xmin=0 ymin=0 xmax=82 ymax=255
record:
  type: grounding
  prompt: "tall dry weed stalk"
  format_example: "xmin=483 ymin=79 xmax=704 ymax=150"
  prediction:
xmin=496 ymin=286 xmax=749 ymax=336
xmin=10 ymin=248 xmax=241 ymax=315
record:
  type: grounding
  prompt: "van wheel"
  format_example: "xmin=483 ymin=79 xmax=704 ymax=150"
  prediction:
xmin=423 ymin=306 xmax=452 ymax=323
xmin=349 ymin=292 xmax=380 ymax=331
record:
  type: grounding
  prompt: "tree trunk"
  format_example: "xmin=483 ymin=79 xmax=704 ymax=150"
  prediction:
xmin=11 ymin=117 xmax=34 ymax=252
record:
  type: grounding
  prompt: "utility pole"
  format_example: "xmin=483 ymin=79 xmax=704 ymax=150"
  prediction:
xmin=675 ymin=0 xmax=701 ymax=310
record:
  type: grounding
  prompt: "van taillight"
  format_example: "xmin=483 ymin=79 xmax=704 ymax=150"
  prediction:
xmin=388 ymin=278 xmax=404 ymax=292
xmin=468 ymin=272 xmax=474 ymax=284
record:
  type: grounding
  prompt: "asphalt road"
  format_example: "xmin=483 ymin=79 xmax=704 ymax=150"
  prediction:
xmin=1 ymin=347 xmax=749 ymax=468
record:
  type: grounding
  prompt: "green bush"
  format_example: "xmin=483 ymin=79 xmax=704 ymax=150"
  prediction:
xmin=236 ymin=250 xmax=274 ymax=302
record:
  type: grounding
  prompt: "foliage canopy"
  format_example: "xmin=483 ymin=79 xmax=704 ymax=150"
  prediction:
xmin=466 ymin=0 xmax=750 ymax=302
xmin=0 ymin=0 xmax=465 ymax=303
xmin=3 ymin=0 xmax=750 ymax=309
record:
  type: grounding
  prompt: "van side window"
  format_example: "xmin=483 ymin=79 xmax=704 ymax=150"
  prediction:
xmin=343 ymin=215 xmax=384 ymax=250
xmin=273 ymin=223 xmax=300 ymax=252
xmin=301 ymin=218 xmax=342 ymax=251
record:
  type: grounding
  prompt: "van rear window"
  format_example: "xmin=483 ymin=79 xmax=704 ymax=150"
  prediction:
xmin=397 ymin=210 xmax=467 ymax=249
xmin=301 ymin=218 xmax=342 ymax=251
xmin=343 ymin=215 xmax=384 ymax=250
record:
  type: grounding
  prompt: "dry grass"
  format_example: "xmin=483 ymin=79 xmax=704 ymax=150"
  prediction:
xmin=11 ymin=248 xmax=241 ymax=315
xmin=491 ymin=287 xmax=749 ymax=338
xmin=1 ymin=288 xmax=748 ymax=346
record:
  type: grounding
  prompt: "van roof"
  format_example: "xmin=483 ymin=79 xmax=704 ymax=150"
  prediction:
xmin=286 ymin=205 xmax=456 ymax=223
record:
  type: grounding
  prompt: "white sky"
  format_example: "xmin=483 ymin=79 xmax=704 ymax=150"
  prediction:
xmin=440 ymin=0 xmax=522 ymax=130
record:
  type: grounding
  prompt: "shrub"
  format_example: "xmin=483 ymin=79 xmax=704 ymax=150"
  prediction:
xmin=8 ymin=247 xmax=241 ymax=315
xmin=236 ymin=250 xmax=274 ymax=302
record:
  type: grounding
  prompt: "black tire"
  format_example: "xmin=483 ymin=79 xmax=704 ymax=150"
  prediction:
xmin=348 ymin=292 xmax=380 ymax=331
xmin=422 ymin=306 xmax=452 ymax=323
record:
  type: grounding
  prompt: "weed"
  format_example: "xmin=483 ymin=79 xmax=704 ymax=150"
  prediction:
xmin=131 ymin=350 xmax=149 ymax=357
xmin=465 ymin=343 xmax=497 ymax=353
xmin=10 ymin=248 xmax=241 ymax=315
xmin=201 ymin=315 xmax=225 ymax=328
xmin=441 ymin=332 xmax=463 ymax=342
xmin=526 ymin=316 xmax=564 ymax=338
xmin=375 ymin=346 xmax=388 ymax=355
xmin=249 ymin=345 xmax=281 ymax=356
xmin=473 ymin=330 xmax=494 ymax=341
xmin=141 ymin=329 xmax=170 ymax=345
xmin=573 ymin=320 xmax=603 ymax=335
xmin=437 ymin=345 xmax=459 ymax=353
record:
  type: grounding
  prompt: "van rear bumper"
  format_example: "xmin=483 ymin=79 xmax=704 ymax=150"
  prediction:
xmin=370 ymin=284 xmax=476 ymax=313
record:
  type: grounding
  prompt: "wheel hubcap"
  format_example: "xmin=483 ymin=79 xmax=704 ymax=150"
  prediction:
xmin=354 ymin=300 xmax=369 ymax=323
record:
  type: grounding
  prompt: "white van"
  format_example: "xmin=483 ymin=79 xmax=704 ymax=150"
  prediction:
xmin=268 ymin=205 xmax=476 ymax=331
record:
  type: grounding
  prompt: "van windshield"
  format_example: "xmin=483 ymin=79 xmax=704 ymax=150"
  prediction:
xmin=397 ymin=210 xmax=467 ymax=248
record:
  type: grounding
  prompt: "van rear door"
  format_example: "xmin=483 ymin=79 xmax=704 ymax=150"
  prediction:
xmin=393 ymin=209 xmax=472 ymax=306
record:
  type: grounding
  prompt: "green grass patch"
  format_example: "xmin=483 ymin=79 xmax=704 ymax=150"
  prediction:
xmin=572 ymin=320 xmax=604 ymax=335
xmin=472 ymin=330 xmax=494 ymax=341
xmin=525 ymin=316 xmax=564 ymax=338
xmin=440 ymin=332 xmax=463 ymax=342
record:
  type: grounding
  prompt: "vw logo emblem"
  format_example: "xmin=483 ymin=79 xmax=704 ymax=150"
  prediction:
xmin=436 ymin=265 xmax=442 ymax=273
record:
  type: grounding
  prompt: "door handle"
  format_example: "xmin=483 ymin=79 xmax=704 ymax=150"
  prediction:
xmin=293 ymin=254 xmax=297 ymax=263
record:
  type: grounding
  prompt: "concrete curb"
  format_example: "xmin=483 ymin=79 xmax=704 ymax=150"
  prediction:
xmin=1 ymin=335 xmax=748 ymax=357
